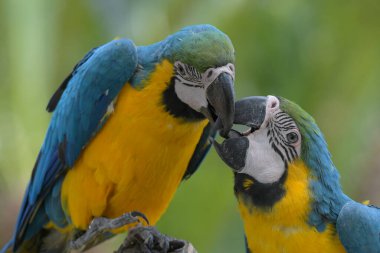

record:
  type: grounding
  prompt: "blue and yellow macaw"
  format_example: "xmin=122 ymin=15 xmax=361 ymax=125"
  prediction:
xmin=2 ymin=24 xmax=236 ymax=253
xmin=213 ymin=96 xmax=380 ymax=253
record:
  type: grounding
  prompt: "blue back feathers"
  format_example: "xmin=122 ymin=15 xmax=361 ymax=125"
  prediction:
xmin=8 ymin=24 xmax=232 ymax=251
xmin=337 ymin=202 xmax=380 ymax=253
xmin=13 ymin=39 xmax=138 ymax=249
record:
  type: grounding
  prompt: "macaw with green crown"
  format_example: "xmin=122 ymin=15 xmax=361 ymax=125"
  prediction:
xmin=214 ymin=95 xmax=380 ymax=253
xmin=2 ymin=24 xmax=236 ymax=253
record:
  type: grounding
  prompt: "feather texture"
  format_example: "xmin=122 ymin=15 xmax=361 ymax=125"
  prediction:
xmin=13 ymin=39 xmax=138 ymax=250
xmin=4 ymin=24 xmax=235 ymax=253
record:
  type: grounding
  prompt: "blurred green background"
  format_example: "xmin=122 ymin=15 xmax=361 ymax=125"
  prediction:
xmin=1 ymin=0 xmax=380 ymax=252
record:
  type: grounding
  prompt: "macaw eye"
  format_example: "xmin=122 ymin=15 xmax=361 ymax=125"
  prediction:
xmin=177 ymin=64 xmax=186 ymax=76
xmin=286 ymin=132 xmax=299 ymax=144
xmin=207 ymin=70 xmax=213 ymax=78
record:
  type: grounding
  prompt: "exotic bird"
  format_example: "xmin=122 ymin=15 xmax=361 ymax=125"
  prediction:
xmin=213 ymin=96 xmax=380 ymax=253
xmin=2 ymin=24 xmax=236 ymax=253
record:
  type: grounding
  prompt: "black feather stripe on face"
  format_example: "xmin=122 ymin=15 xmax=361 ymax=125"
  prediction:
xmin=162 ymin=77 xmax=205 ymax=121
xmin=267 ymin=111 xmax=300 ymax=167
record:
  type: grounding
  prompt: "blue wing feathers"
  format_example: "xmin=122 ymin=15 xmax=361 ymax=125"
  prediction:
xmin=30 ymin=38 xmax=137 ymax=198
xmin=12 ymin=39 xmax=138 ymax=250
xmin=44 ymin=177 xmax=67 ymax=228
xmin=15 ymin=150 xmax=64 ymax=246
xmin=337 ymin=201 xmax=380 ymax=253
xmin=46 ymin=47 xmax=98 ymax=113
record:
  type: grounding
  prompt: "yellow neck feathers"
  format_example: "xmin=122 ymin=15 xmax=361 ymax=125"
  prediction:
xmin=61 ymin=60 xmax=208 ymax=230
xmin=238 ymin=160 xmax=346 ymax=253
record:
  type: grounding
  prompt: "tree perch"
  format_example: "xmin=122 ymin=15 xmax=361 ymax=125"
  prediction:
xmin=114 ymin=226 xmax=198 ymax=253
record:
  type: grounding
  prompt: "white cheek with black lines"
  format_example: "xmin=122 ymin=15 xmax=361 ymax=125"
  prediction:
xmin=240 ymin=128 xmax=285 ymax=184
xmin=173 ymin=62 xmax=235 ymax=112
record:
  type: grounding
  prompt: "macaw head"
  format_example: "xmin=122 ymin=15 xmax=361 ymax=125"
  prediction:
xmin=214 ymin=96 xmax=349 ymax=229
xmin=163 ymin=24 xmax=235 ymax=136
xmin=213 ymin=95 xmax=341 ymax=192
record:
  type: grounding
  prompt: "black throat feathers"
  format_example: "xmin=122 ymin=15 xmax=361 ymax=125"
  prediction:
xmin=162 ymin=77 xmax=206 ymax=121
xmin=234 ymin=171 xmax=287 ymax=209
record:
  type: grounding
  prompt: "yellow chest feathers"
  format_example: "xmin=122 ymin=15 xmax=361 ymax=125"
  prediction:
xmin=238 ymin=160 xmax=346 ymax=253
xmin=61 ymin=60 xmax=208 ymax=229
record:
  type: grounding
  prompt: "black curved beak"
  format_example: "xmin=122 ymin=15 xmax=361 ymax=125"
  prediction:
xmin=212 ymin=136 xmax=249 ymax=172
xmin=234 ymin=96 xmax=267 ymax=131
xmin=212 ymin=96 xmax=269 ymax=172
xmin=205 ymin=72 xmax=235 ymax=138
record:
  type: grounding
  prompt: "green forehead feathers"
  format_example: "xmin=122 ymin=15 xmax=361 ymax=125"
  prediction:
xmin=278 ymin=97 xmax=322 ymax=144
xmin=278 ymin=97 xmax=329 ymax=161
xmin=278 ymin=97 xmax=317 ymax=129
xmin=165 ymin=26 xmax=235 ymax=72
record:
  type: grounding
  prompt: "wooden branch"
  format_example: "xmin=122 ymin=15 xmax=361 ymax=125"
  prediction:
xmin=114 ymin=226 xmax=198 ymax=253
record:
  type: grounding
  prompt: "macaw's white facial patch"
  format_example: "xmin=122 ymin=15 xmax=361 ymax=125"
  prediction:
xmin=173 ymin=61 xmax=235 ymax=112
xmin=238 ymin=96 xmax=302 ymax=184
xmin=241 ymin=128 xmax=286 ymax=183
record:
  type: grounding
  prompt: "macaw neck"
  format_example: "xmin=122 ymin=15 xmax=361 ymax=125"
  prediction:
xmin=234 ymin=172 xmax=287 ymax=209
xmin=307 ymin=161 xmax=352 ymax=230
xmin=234 ymin=159 xmax=352 ymax=232
xmin=130 ymin=43 xmax=165 ymax=87
xmin=302 ymin=135 xmax=352 ymax=229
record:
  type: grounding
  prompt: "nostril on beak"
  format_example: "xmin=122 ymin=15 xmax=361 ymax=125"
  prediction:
xmin=267 ymin=95 xmax=279 ymax=111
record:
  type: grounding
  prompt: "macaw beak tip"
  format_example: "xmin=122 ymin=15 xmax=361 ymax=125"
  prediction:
xmin=205 ymin=72 xmax=235 ymax=137
xmin=212 ymin=96 xmax=273 ymax=172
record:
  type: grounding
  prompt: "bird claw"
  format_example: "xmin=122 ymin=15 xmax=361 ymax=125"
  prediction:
xmin=116 ymin=226 xmax=197 ymax=253
xmin=70 ymin=211 xmax=149 ymax=251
